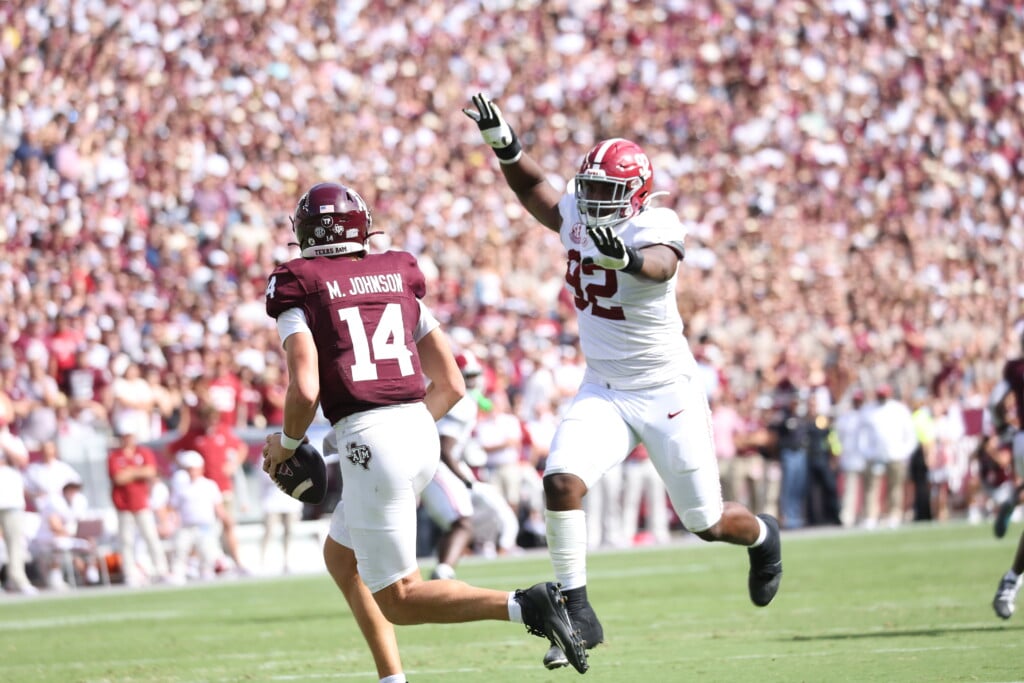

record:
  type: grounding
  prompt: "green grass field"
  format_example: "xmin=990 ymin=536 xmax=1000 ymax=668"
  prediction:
xmin=2 ymin=521 xmax=1022 ymax=682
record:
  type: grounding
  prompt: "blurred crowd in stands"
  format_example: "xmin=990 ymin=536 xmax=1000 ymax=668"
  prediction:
xmin=2 ymin=0 xmax=1024 ymax=592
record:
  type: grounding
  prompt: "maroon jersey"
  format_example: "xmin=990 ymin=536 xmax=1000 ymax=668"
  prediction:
xmin=266 ymin=251 xmax=428 ymax=423
xmin=1004 ymin=358 xmax=1024 ymax=427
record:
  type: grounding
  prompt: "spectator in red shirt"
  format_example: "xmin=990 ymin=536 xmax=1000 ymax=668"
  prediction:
xmin=108 ymin=430 xmax=170 ymax=586
xmin=47 ymin=314 xmax=85 ymax=390
xmin=255 ymin=364 xmax=286 ymax=428
xmin=63 ymin=348 xmax=111 ymax=415
xmin=168 ymin=403 xmax=247 ymax=574
xmin=206 ymin=350 xmax=242 ymax=429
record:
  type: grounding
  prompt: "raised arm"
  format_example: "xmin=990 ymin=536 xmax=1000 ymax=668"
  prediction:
xmin=463 ymin=93 xmax=562 ymax=232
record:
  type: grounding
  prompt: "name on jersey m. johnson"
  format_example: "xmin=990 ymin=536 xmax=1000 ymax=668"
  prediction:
xmin=325 ymin=273 xmax=405 ymax=298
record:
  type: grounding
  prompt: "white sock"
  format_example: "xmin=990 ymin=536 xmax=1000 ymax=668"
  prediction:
xmin=546 ymin=509 xmax=588 ymax=590
xmin=1005 ymin=570 xmax=1020 ymax=582
xmin=749 ymin=516 xmax=768 ymax=548
xmin=508 ymin=591 xmax=523 ymax=623
xmin=380 ymin=674 xmax=406 ymax=683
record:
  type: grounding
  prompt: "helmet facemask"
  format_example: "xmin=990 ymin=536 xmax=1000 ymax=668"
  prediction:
xmin=575 ymin=174 xmax=644 ymax=230
xmin=574 ymin=138 xmax=654 ymax=230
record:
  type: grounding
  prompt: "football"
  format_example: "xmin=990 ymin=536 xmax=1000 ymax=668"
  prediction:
xmin=271 ymin=442 xmax=327 ymax=504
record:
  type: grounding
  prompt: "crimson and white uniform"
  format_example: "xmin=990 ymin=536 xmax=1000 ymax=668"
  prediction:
xmin=546 ymin=191 xmax=724 ymax=533
xmin=421 ymin=395 xmax=477 ymax=531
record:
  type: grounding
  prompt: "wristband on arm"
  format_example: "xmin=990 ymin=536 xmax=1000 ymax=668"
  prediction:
xmin=279 ymin=432 xmax=303 ymax=450
xmin=494 ymin=131 xmax=522 ymax=165
xmin=622 ymin=246 xmax=644 ymax=274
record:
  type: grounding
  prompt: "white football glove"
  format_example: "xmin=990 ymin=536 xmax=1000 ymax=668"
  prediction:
xmin=463 ymin=93 xmax=522 ymax=163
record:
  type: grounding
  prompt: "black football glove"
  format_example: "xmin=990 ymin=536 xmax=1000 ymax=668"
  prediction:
xmin=462 ymin=93 xmax=522 ymax=164
xmin=583 ymin=226 xmax=644 ymax=274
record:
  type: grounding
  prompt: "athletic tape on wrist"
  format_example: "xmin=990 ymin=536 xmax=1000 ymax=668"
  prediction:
xmin=279 ymin=433 xmax=303 ymax=450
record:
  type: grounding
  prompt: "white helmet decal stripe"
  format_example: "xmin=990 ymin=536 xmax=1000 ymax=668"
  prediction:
xmin=591 ymin=138 xmax=626 ymax=164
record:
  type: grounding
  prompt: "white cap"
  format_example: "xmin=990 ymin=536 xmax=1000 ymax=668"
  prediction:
xmin=177 ymin=450 xmax=204 ymax=469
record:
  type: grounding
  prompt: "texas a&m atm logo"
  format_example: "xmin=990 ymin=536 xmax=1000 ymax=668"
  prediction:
xmin=346 ymin=442 xmax=373 ymax=470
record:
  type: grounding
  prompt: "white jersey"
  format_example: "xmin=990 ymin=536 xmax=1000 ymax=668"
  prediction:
xmin=833 ymin=406 xmax=868 ymax=472
xmin=436 ymin=393 xmax=479 ymax=464
xmin=170 ymin=474 xmax=222 ymax=527
xmin=557 ymin=192 xmax=697 ymax=389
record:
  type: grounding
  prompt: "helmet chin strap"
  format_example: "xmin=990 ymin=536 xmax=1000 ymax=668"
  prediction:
xmin=645 ymin=190 xmax=669 ymax=207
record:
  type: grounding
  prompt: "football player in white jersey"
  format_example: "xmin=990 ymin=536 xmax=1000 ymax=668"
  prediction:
xmin=421 ymin=351 xmax=484 ymax=580
xmin=465 ymin=94 xmax=784 ymax=669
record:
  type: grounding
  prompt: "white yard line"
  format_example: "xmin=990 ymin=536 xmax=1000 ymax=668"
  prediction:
xmin=0 ymin=609 xmax=183 ymax=630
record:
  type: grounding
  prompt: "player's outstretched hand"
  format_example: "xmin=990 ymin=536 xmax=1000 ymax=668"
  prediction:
xmin=584 ymin=225 xmax=633 ymax=270
xmin=463 ymin=93 xmax=522 ymax=163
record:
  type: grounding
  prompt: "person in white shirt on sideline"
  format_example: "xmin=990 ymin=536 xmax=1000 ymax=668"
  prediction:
xmin=0 ymin=392 xmax=36 ymax=595
xmin=169 ymin=450 xmax=226 ymax=583
xmin=584 ymin=460 xmax=626 ymax=550
xmin=24 ymin=440 xmax=80 ymax=512
xmin=861 ymin=384 xmax=919 ymax=529
xmin=834 ymin=389 xmax=870 ymax=528
xmin=621 ymin=444 xmax=670 ymax=546
xmin=29 ymin=476 xmax=92 ymax=590
xmin=259 ymin=462 xmax=304 ymax=575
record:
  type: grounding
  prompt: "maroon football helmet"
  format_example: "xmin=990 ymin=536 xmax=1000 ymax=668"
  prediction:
xmin=575 ymin=138 xmax=654 ymax=230
xmin=291 ymin=182 xmax=381 ymax=258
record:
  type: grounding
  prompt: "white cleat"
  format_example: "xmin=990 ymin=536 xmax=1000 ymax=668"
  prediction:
xmin=993 ymin=573 xmax=1022 ymax=620
xmin=543 ymin=644 xmax=569 ymax=670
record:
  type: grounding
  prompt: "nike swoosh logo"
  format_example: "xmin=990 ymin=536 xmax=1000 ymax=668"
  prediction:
xmin=668 ymin=409 xmax=684 ymax=419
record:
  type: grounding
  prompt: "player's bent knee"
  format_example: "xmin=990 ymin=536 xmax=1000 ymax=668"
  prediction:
xmin=374 ymin=595 xmax=408 ymax=624
xmin=450 ymin=516 xmax=473 ymax=534
xmin=543 ymin=473 xmax=587 ymax=506
xmin=682 ymin=506 xmax=722 ymax=538
xmin=323 ymin=538 xmax=358 ymax=582
xmin=373 ymin=576 xmax=419 ymax=625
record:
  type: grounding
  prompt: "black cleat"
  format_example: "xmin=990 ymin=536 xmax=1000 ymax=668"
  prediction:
xmin=541 ymin=589 xmax=603 ymax=669
xmin=748 ymin=513 xmax=783 ymax=607
xmin=516 ymin=582 xmax=589 ymax=674
xmin=994 ymin=500 xmax=1016 ymax=539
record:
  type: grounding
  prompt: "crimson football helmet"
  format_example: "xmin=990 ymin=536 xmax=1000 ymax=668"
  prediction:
xmin=455 ymin=350 xmax=483 ymax=377
xmin=291 ymin=182 xmax=381 ymax=258
xmin=575 ymin=138 xmax=654 ymax=230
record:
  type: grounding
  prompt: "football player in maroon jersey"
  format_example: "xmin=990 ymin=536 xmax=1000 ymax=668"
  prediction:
xmin=261 ymin=182 xmax=588 ymax=678
xmin=991 ymin=331 xmax=1024 ymax=619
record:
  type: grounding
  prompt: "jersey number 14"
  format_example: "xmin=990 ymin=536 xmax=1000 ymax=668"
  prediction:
xmin=337 ymin=304 xmax=415 ymax=381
